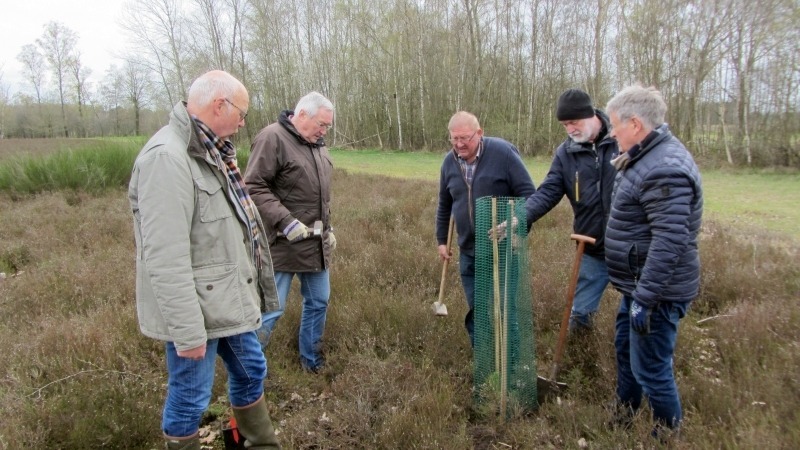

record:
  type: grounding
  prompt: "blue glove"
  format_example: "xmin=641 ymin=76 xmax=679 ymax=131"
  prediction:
xmin=629 ymin=299 xmax=652 ymax=335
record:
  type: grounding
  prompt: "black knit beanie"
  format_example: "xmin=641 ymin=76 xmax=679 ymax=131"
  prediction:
xmin=556 ymin=89 xmax=594 ymax=121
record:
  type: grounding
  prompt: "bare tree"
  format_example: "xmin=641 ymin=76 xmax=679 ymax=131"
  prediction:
xmin=16 ymin=44 xmax=50 ymax=137
xmin=36 ymin=21 xmax=79 ymax=138
xmin=591 ymin=0 xmax=614 ymax=99
xmin=0 ymin=65 xmax=8 ymax=138
xmin=1 ymin=0 xmax=796 ymax=166
xmin=191 ymin=0 xmax=228 ymax=69
xmin=101 ymin=65 xmax=126 ymax=135
xmin=37 ymin=21 xmax=78 ymax=137
xmin=17 ymin=45 xmax=48 ymax=106
xmin=67 ymin=51 xmax=92 ymax=137
xmin=727 ymin=0 xmax=789 ymax=165
xmin=123 ymin=59 xmax=153 ymax=136
xmin=680 ymin=0 xmax=734 ymax=145
xmin=122 ymin=0 xmax=189 ymax=108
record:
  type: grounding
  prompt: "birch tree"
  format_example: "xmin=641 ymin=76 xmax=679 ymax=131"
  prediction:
xmin=122 ymin=0 xmax=190 ymax=108
xmin=36 ymin=21 xmax=78 ymax=137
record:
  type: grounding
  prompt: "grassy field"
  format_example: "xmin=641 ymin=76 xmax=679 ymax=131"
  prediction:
xmin=0 ymin=140 xmax=798 ymax=449
xmin=330 ymin=149 xmax=800 ymax=241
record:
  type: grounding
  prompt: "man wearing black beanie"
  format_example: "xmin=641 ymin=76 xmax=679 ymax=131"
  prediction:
xmin=525 ymin=88 xmax=619 ymax=332
xmin=557 ymin=89 xmax=596 ymax=122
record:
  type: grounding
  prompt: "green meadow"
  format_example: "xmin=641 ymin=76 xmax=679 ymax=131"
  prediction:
xmin=330 ymin=148 xmax=800 ymax=241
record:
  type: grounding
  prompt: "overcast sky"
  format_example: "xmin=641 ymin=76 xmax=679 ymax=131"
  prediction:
xmin=1 ymin=0 xmax=128 ymax=96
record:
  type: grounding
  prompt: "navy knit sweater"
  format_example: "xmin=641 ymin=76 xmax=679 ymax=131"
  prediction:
xmin=436 ymin=137 xmax=536 ymax=255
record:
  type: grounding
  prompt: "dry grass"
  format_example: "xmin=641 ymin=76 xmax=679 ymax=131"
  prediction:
xmin=0 ymin=160 xmax=797 ymax=449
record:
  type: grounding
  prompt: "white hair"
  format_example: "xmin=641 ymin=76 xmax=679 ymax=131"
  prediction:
xmin=294 ymin=91 xmax=334 ymax=117
xmin=187 ymin=70 xmax=245 ymax=107
xmin=605 ymin=84 xmax=667 ymax=130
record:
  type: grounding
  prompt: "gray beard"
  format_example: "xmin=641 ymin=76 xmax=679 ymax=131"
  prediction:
xmin=571 ymin=134 xmax=591 ymax=144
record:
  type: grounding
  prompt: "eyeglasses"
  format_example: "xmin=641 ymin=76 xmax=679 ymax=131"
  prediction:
xmin=449 ymin=131 xmax=477 ymax=145
xmin=225 ymin=98 xmax=248 ymax=120
xmin=315 ymin=119 xmax=333 ymax=130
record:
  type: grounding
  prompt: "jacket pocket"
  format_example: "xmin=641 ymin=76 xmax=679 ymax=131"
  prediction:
xmin=196 ymin=176 xmax=233 ymax=223
xmin=194 ymin=264 xmax=245 ymax=328
xmin=626 ymin=243 xmax=640 ymax=280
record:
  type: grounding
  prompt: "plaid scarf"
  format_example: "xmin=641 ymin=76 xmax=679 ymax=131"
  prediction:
xmin=193 ymin=117 xmax=263 ymax=270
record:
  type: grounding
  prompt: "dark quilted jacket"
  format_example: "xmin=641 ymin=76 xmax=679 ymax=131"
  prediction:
xmin=605 ymin=125 xmax=703 ymax=307
xmin=525 ymin=110 xmax=617 ymax=258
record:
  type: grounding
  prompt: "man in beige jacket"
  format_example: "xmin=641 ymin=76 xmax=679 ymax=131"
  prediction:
xmin=129 ymin=70 xmax=281 ymax=450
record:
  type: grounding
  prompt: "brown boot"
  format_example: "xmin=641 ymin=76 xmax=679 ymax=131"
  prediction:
xmin=232 ymin=394 xmax=281 ymax=449
xmin=164 ymin=432 xmax=200 ymax=450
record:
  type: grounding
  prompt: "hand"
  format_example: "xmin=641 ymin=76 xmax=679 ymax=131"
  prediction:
xmin=327 ymin=232 xmax=337 ymax=251
xmin=177 ymin=343 xmax=207 ymax=360
xmin=283 ymin=219 xmax=309 ymax=242
xmin=629 ymin=300 xmax=653 ymax=335
xmin=438 ymin=244 xmax=451 ymax=262
xmin=488 ymin=216 xmax=518 ymax=241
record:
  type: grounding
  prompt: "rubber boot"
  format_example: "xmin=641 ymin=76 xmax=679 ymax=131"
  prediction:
xmin=164 ymin=432 xmax=200 ymax=450
xmin=232 ymin=394 xmax=281 ymax=449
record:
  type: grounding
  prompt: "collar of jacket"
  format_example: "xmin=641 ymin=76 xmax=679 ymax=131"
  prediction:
xmin=171 ymin=101 xmax=212 ymax=161
xmin=450 ymin=138 xmax=483 ymax=163
xmin=279 ymin=109 xmax=325 ymax=148
xmin=564 ymin=108 xmax=615 ymax=153
xmin=627 ymin=124 xmax=671 ymax=164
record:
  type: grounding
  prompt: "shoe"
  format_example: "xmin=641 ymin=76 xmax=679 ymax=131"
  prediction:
xmin=606 ymin=401 xmax=635 ymax=431
xmin=652 ymin=421 xmax=681 ymax=445
xmin=302 ymin=364 xmax=322 ymax=374
xmin=300 ymin=355 xmax=325 ymax=374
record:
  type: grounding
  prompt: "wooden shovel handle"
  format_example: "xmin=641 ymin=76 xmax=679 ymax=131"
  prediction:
xmin=551 ymin=234 xmax=597 ymax=380
xmin=438 ymin=216 xmax=456 ymax=304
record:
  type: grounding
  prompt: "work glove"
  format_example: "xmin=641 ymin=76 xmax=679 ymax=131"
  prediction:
xmin=327 ymin=232 xmax=337 ymax=251
xmin=488 ymin=216 xmax=518 ymax=241
xmin=629 ymin=299 xmax=653 ymax=335
xmin=283 ymin=219 xmax=309 ymax=242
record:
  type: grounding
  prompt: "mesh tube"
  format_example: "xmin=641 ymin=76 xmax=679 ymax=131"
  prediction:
xmin=473 ymin=196 xmax=537 ymax=416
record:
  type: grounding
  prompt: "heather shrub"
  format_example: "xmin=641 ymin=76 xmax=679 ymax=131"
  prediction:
xmin=0 ymin=163 xmax=796 ymax=449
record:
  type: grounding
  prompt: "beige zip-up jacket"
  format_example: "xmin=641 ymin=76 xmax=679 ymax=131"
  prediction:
xmin=128 ymin=102 xmax=279 ymax=351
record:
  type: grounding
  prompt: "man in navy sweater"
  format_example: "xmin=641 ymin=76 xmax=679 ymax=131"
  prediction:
xmin=436 ymin=111 xmax=536 ymax=347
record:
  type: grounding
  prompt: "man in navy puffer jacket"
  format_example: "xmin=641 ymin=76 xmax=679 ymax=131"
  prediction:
xmin=604 ymin=85 xmax=703 ymax=439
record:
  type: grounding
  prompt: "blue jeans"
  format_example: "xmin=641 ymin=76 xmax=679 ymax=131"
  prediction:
xmin=569 ymin=253 xmax=610 ymax=330
xmin=257 ymin=270 xmax=330 ymax=371
xmin=162 ymin=332 xmax=266 ymax=437
xmin=615 ymin=295 xmax=688 ymax=429
xmin=459 ymin=252 xmax=475 ymax=347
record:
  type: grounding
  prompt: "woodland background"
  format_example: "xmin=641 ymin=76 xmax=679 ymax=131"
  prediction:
xmin=0 ymin=0 xmax=799 ymax=167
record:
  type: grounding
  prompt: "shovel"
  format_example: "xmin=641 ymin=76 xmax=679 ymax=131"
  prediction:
xmin=536 ymin=234 xmax=596 ymax=401
xmin=432 ymin=216 xmax=455 ymax=316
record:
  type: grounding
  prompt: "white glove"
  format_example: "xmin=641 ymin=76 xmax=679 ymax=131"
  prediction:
xmin=327 ymin=232 xmax=337 ymax=251
xmin=283 ymin=219 xmax=309 ymax=242
xmin=488 ymin=216 xmax=518 ymax=241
